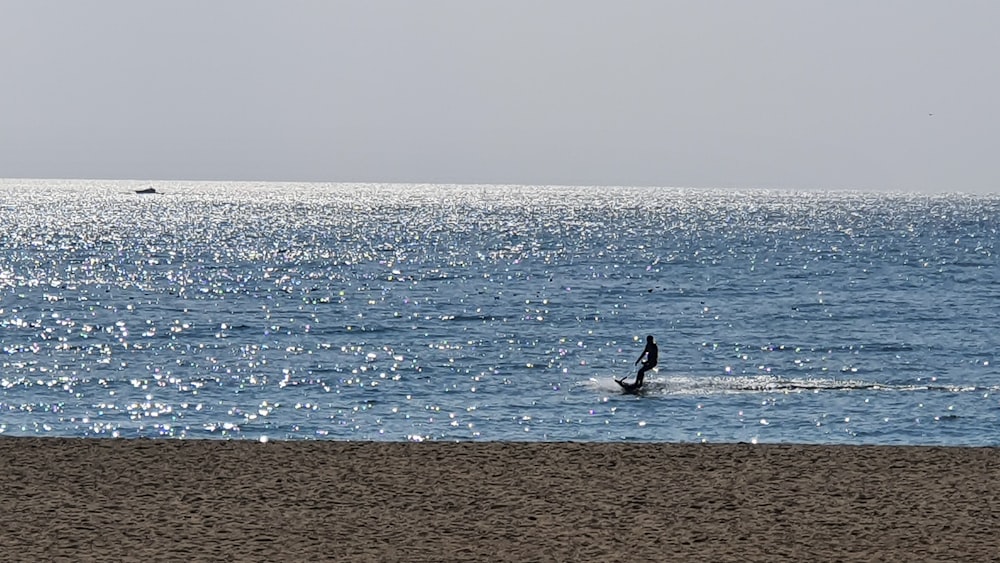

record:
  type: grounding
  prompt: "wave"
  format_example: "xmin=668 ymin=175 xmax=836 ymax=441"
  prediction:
xmin=582 ymin=375 xmax=993 ymax=396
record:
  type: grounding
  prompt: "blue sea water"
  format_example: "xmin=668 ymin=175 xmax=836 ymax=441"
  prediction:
xmin=1 ymin=179 xmax=998 ymax=445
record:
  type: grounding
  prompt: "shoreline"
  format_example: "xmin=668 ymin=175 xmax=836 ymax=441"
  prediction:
xmin=3 ymin=438 xmax=998 ymax=561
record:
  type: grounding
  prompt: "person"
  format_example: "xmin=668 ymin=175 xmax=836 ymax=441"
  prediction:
xmin=618 ymin=335 xmax=658 ymax=389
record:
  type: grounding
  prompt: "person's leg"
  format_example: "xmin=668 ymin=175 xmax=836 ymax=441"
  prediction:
xmin=636 ymin=361 xmax=656 ymax=387
xmin=636 ymin=365 xmax=647 ymax=387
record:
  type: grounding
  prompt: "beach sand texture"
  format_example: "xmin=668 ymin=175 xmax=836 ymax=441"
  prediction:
xmin=2 ymin=438 xmax=998 ymax=562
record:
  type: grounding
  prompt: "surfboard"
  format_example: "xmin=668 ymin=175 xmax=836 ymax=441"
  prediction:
xmin=615 ymin=379 xmax=641 ymax=394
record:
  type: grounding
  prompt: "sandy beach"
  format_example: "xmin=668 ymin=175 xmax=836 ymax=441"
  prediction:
xmin=2 ymin=438 xmax=997 ymax=562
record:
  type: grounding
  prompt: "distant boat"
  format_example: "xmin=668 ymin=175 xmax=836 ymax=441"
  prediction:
xmin=135 ymin=187 xmax=157 ymax=194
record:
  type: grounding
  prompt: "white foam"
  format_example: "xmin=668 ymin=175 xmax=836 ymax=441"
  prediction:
xmin=581 ymin=374 xmax=998 ymax=397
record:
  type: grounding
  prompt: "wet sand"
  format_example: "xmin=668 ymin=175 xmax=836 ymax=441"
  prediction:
xmin=2 ymin=438 xmax=998 ymax=562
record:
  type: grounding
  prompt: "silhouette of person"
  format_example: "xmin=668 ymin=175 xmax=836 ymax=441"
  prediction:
xmin=617 ymin=335 xmax=658 ymax=390
xmin=632 ymin=335 xmax=658 ymax=388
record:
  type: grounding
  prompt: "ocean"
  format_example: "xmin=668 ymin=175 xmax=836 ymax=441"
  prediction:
xmin=1 ymin=179 xmax=998 ymax=445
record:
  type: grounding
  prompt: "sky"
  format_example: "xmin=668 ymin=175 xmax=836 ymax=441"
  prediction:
xmin=2 ymin=1 xmax=998 ymax=192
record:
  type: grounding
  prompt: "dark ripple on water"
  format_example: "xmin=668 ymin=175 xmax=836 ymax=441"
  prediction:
xmin=1 ymin=180 xmax=999 ymax=445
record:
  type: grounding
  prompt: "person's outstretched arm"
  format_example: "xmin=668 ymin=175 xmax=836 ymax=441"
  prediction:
xmin=635 ymin=347 xmax=647 ymax=365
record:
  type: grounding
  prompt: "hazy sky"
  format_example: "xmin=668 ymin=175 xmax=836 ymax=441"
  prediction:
xmin=3 ymin=1 xmax=998 ymax=191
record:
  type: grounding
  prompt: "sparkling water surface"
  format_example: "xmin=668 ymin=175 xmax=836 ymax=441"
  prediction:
xmin=2 ymin=180 xmax=999 ymax=445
